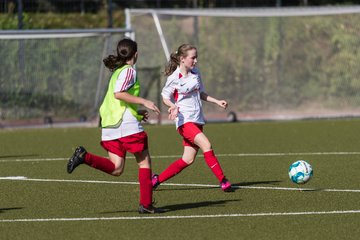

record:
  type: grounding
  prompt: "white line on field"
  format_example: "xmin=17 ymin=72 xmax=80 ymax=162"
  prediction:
xmin=1 ymin=210 xmax=360 ymax=223
xmin=1 ymin=151 xmax=360 ymax=163
xmin=1 ymin=176 xmax=359 ymax=193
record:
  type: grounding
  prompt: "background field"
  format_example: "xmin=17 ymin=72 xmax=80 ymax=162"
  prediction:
xmin=0 ymin=119 xmax=360 ymax=239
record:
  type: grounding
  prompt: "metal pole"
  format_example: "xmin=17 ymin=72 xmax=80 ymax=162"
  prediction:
xmin=193 ymin=0 xmax=199 ymax=47
xmin=17 ymin=0 xmax=23 ymax=29
xmin=80 ymin=0 xmax=85 ymax=15
xmin=157 ymin=68 xmax=161 ymax=124
xmin=94 ymin=35 xmax=112 ymax=115
xmin=125 ymin=8 xmax=134 ymax=39
xmin=17 ymin=0 xmax=25 ymax=94
xmin=107 ymin=0 xmax=113 ymax=28
xmin=152 ymin=11 xmax=170 ymax=61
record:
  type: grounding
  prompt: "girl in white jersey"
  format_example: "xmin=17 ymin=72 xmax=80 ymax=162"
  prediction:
xmin=66 ymin=38 xmax=163 ymax=214
xmin=152 ymin=44 xmax=232 ymax=192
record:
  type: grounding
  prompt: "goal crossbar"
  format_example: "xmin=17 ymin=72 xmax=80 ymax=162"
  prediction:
xmin=0 ymin=28 xmax=133 ymax=39
xmin=128 ymin=6 xmax=360 ymax=17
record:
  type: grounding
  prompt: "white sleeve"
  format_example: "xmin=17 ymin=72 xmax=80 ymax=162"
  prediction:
xmin=114 ymin=68 xmax=135 ymax=93
xmin=161 ymin=76 xmax=176 ymax=100
xmin=198 ymin=70 xmax=205 ymax=93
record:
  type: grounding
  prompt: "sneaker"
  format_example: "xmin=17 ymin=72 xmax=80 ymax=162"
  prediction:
xmin=152 ymin=174 xmax=160 ymax=190
xmin=220 ymin=178 xmax=232 ymax=192
xmin=138 ymin=204 xmax=164 ymax=214
xmin=67 ymin=146 xmax=87 ymax=174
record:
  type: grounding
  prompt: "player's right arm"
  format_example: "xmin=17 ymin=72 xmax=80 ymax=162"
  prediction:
xmin=161 ymin=77 xmax=178 ymax=120
xmin=113 ymin=68 xmax=160 ymax=114
xmin=162 ymin=98 xmax=178 ymax=120
xmin=115 ymin=92 xmax=160 ymax=115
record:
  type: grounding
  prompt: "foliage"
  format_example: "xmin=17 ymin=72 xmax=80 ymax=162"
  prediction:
xmin=0 ymin=9 xmax=125 ymax=29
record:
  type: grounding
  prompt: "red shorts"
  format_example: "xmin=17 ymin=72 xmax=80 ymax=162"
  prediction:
xmin=100 ymin=131 xmax=148 ymax=158
xmin=177 ymin=122 xmax=203 ymax=149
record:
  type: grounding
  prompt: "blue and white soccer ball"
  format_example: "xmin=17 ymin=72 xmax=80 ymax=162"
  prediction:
xmin=288 ymin=160 xmax=313 ymax=184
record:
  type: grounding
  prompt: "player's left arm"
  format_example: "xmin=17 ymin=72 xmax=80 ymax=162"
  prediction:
xmin=200 ymin=92 xmax=228 ymax=109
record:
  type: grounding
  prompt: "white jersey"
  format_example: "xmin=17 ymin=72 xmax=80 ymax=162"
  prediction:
xmin=161 ymin=67 xmax=205 ymax=129
xmin=101 ymin=66 xmax=144 ymax=141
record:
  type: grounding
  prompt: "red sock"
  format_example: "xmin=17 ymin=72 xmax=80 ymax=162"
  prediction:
xmin=139 ymin=168 xmax=152 ymax=208
xmin=84 ymin=152 xmax=115 ymax=174
xmin=159 ymin=158 xmax=189 ymax=183
xmin=203 ymin=150 xmax=225 ymax=182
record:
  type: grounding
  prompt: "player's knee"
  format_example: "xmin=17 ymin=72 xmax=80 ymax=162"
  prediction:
xmin=111 ymin=167 xmax=124 ymax=176
xmin=183 ymin=157 xmax=195 ymax=165
xmin=201 ymin=144 xmax=212 ymax=153
xmin=111 ymin=162 xmax=124 ymax=176
xmin=187 ymin=159 xmax=195 ymax=165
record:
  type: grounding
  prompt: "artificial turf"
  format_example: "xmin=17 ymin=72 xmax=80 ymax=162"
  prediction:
xmin=0 ymin=119 xmax=360 ymax=239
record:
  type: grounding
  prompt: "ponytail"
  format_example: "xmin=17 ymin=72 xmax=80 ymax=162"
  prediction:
xmin=103 ymin=55 xmax=126 ymax=72
xmin=164 ymin=52 xmax=179 ymax=76
xmin=103 ymin=38 xmax=137 ymax=72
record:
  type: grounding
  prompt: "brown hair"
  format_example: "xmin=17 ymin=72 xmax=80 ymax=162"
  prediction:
xmin=164 ymin=44 xmax=197 ymax=76
xmin=103 ymin=38 xmax=137 ymax=72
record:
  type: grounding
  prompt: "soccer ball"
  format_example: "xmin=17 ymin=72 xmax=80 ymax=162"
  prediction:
xmin=288 ymin=160 xmax=313 ymax=184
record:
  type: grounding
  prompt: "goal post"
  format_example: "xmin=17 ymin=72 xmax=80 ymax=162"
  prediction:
xmin=0 ymin=28 xmax=133 ymax=128
xmin=127 ymin=6 xmax=360 ymax=122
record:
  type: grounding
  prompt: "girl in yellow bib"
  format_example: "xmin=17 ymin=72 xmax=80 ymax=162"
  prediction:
xmin=67 ymin=38 xmax=163 ymax=214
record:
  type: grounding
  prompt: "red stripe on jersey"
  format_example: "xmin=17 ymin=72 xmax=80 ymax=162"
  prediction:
xmin=173 ymin=89 xmax=179 ymax=102
xmin=179 ymin=72 xmax=183 ymax=79
xmin=120 ymin=69 xmax=131 ymax=90
xmin=125 ymin=68 xmax=134 ymax=90
xmin=120 ymin=68 xmax=133 ymax=91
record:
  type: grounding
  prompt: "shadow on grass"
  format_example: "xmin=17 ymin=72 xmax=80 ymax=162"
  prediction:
xmin=155 ymin=186 xmax=218 ymax=192
xmin=0 ymin=207 xmax=23 ymax=213
xmin=100 ymin=199 xmax=240 ymax=214
xmin=100 ymin=209 xmax=137 ymax=214
xmin=161 ymin=199 xmax=240 ymax=212
xmin=294 ymin=188 xmax=321 ymax=192
xmin=232 ymin=180 xmax=282 ymax=187
xmin=155 ymin=180 xmax=282 ymax=192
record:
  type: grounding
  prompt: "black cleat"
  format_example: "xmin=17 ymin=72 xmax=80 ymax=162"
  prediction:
xmin=138 ymin=205 xmax=164 ymax=214
xmin=67 ymin=146 xmax=86 ymax=174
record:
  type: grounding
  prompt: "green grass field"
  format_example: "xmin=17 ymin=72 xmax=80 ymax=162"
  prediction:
xmin=1 ymin=119 xmax=360 ymax=239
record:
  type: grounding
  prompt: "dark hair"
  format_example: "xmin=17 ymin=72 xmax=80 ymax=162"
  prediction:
xmin=103 ymin=38 xmax=138 ymax=72
xmin=164 ymin=44 xmax=197 ymax=76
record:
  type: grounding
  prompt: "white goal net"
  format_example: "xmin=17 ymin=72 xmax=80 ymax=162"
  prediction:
xmin=0 ymin=28 xmax=133 ymax=127
xmin=127 ymin=6 xmax=360 ymax=122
